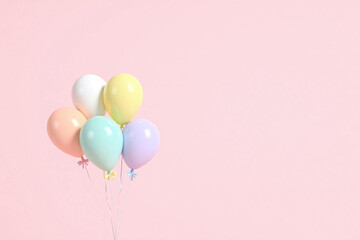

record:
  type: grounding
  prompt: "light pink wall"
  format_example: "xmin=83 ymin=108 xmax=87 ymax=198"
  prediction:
xmin=1 ymin=0 xmax=360 ymax=239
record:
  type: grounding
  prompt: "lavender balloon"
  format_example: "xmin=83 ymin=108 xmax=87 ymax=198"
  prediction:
xmin=122 ymin=119 xmax=160 ymax=170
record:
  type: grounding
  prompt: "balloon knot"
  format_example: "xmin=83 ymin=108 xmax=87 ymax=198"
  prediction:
xmin=77 ymin=156 xmax=89 ymax=169
xmin=127 ymin=169 xmax=138 ymax=181
xmin=104 ymin=171 xmax=116 ymax=180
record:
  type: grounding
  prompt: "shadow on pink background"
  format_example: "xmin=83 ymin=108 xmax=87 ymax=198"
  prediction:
xmin=1 ymin=0 xmax=360 ymax=239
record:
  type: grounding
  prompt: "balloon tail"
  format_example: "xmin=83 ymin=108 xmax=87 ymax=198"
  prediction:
xmin=127 ymin=169 xmax=138 ymax=181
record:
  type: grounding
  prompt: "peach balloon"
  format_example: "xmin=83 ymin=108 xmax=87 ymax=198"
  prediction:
xmin=47 ymin=107 xmax=87 ymax=157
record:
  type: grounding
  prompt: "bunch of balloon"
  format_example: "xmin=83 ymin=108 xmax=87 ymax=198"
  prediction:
xmin=47 ymin=73 xmax=160 ymax=239
xmin=47 ymin=73 xmax=160 ymax=178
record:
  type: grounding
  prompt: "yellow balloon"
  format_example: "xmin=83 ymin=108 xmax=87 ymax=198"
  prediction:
xmin=103 ymin=74 xmax=143 ymax=125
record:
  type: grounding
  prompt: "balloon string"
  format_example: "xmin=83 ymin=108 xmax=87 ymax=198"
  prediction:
xmin=114 ymin=156 xmax=124 ymax=240
xmin=115 ymin=125 xmax=125 ymax=240
xmin=119 ymin=125 xmax=124 ymax=190
xmin=115 ymin=173 xmax=132 ymax=240
xmin=104 ymin=174 xmax=116 ymax=240
xmin=120 ymin=156 xmax=123 ymax=190
xmin=83 ymin=164 xmax=110 ymax=240
xmin=84 ymin=164 xmax=92 ymax=183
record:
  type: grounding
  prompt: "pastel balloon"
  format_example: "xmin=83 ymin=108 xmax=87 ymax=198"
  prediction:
xmin=122 ymin=119 xmax=160 ymax=170
xmin=103 ymin=73 xmax=143 ymax=126
xmin=80 ymin=116 xmax=123 ymax=171
xmin=72 ymin=74 xmax=106 ymax=119
xmin=47 ymin=108 xmax=87 ymax=157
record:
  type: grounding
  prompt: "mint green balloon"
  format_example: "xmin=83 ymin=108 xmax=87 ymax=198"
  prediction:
xmin=80 ymin=116 xmax=123 ymax=171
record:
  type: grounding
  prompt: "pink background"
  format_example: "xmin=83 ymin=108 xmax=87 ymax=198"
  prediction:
xmin=1 ymin=0 xmax=360 ymax=239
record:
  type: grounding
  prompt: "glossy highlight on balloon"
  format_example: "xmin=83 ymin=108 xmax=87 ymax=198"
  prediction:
xmin=47 ymin=107 xmax=87 ymax=157
xmin=103 ymin=73 xmax=143 ymax=125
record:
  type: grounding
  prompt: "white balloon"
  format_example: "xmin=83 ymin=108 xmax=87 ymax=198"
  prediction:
xmin=72 ymin=74 xmax=106 ymax=119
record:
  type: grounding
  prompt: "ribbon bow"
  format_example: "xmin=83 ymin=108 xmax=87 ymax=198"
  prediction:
xmin=104 ymin=171 xmax=116 ymax=180
xmin=128 ymin=169 xmax=138 ymax=181
xmin=77 ymin=157 xmax=89 ymax=169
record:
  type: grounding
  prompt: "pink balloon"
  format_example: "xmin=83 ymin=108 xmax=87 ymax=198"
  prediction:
xmin=47 ymin=108 xmax=87 ymax=157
